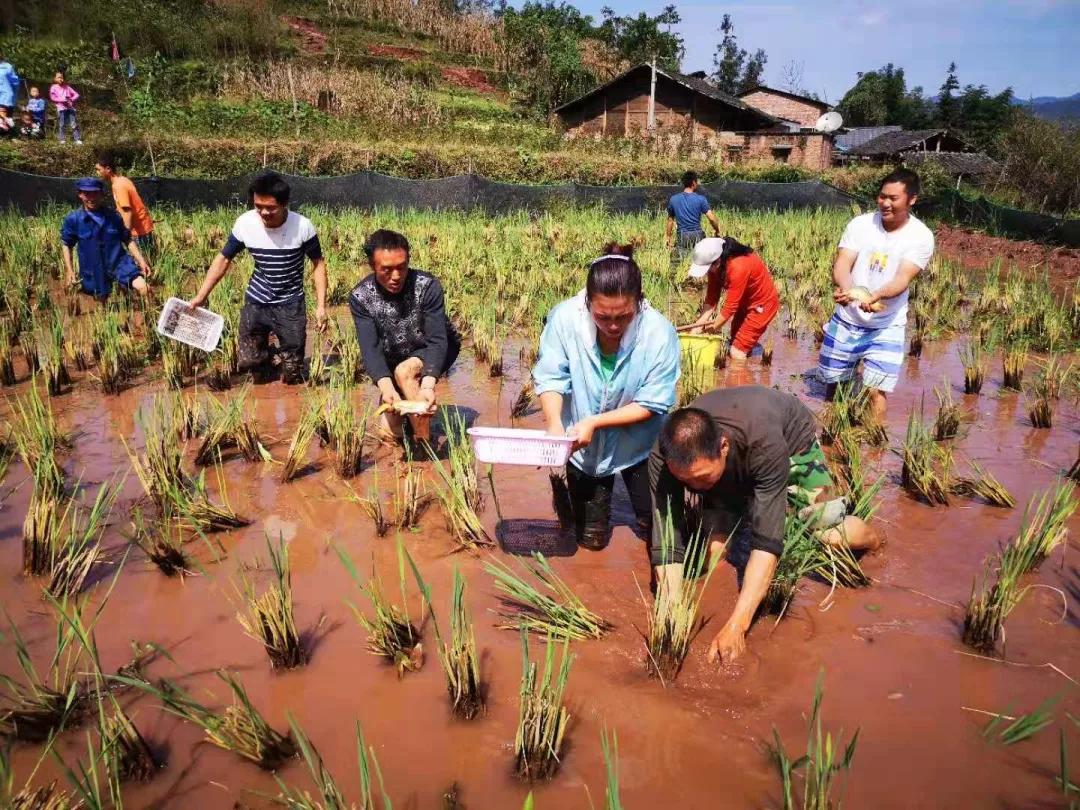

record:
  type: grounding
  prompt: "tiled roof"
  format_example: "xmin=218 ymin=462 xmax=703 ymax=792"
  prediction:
xmin=905 ymin=151 xmax=999 ymax=176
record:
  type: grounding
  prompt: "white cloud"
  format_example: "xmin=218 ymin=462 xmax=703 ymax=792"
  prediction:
xmin=858 ymin=9 xmax=888 ymax=25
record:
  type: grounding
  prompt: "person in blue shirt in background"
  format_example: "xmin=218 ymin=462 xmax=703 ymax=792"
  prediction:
xmin=26 ymin=87 xmax=46 ymax=130
xmin=665 ymin=170 xmax=721 ymax=257
xmin=61 ymin=178 xmax=152 ymax=301
xmin=533 ymin=243 xmax=680 ymax=551
xmin=0 ymin=52 xmax=19 ymax=113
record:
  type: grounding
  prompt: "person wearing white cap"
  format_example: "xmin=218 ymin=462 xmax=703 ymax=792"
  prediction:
xmin=685 ymin=236 xmax=779 ymax=361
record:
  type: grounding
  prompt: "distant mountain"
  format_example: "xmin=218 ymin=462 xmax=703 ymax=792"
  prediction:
xmin=1019 ymin=92 xmax=1080 ymax=121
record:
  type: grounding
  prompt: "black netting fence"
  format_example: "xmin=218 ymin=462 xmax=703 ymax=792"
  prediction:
xmin=3 ymin=167 xmax=1077 ymax=246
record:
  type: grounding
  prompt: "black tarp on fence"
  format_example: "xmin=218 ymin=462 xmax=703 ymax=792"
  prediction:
xmin=3 ymin=167 xmax=1077 ymax=246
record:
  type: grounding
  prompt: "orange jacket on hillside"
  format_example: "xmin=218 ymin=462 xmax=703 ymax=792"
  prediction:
xmin=705 ymin=253 xmax=779 ymax=318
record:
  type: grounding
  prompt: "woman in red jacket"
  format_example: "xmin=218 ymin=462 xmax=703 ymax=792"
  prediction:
xmin=687 ymin=237 xmax=780 ymax=361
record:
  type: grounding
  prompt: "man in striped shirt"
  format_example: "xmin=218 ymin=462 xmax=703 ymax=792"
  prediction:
xmin=189 ymin=172 xmax=327 ymax=384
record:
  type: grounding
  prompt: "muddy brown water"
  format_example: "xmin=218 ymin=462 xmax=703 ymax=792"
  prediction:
xmin=1 ymin=325 xmax=1078 ymax=809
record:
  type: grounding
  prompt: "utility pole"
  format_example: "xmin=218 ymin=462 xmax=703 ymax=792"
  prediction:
xmin=648 ymin=56 xmax=657 ymax=130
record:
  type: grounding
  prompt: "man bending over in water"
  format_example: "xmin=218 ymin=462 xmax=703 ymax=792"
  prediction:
xmin=649 ymin=385 xmax=881 ymax=664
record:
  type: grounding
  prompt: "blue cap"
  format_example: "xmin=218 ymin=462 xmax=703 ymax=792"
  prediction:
xmin=74 ymin=177 xmax=104 ymax=192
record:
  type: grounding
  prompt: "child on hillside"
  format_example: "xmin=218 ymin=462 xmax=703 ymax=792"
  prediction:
xmin=0 ymin=105 xmax=14 ymax=139
xmin=49 ymin=71 xmax=82 ymax=145
xmin=18 ymin=110 xmax=42 ymax=140
xmin=26 ymin=86 xmax=46 ymax=129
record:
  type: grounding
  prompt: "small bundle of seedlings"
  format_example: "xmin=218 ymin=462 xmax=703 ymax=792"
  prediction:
xmin=175 ymin=392 xmax=207 ymax=440
xmin=771 ymin=673 xmax=859 ymax=810
xmin=127 ymin=397 xmax=186 ymax=506
xmin=18 ymin=329 xmax=39 ymax=375
xmin=10 ymin=377 xmax=68 ymax=495
xmin=485 ymin=552 xmax=609 ymax=640
xmin=130 ymin=507 xmax=192 ymax=577
xmin=23 ymin=464 xmax=66 ymax=577
xmin=898 ymin=407 xmax=952 ymax=506
xmin=678 ymin=348 xmax=708 ymax=408
xmin=236 ymin=535 xmax=307 ymax=669
xmin=163 ymin=463 xmax=250 ymax=533
xmin=324 ymin=391 xmax=367 ymax=478
xmin=39 ymin=311 xmax=70 ymax=396
xmin=1 ymin=742 xmax=72 ymax=808
xmin=763 ymin=513 xmax=827 ymax=618
xmin=0 ymin=318 xmax=17 ymax=385
xmin=949 ymin=461 xmax=1015 ymax=508
xmin=160 ymin=339 xmax=185 ymax=390
xmin=429 ymin=452 xmax=492 ymax=551
xmin=273 ymin=717 xmax=390 ymax=810
xmin=307 ymin=336 xmax=328 ymax=387
xmin=92 ymin=310 xmax=139 ymax=394
xmin=46 ymin=482 xmax=120 ymax=599
xmin=598 ymin=727 xmax=623 ymax=810
xmin=443 ymin=408 xmax=482 ymax=512
xmin=195 ymin=388 xmax=272 ymax=465
xmin=962 ymin=553 xmax=1029 ymax=654
xmin=821 ymin=383 xmax=884 ymax=447
xmin=1069 ymin=443 xmax=1080 ymax=483
xmin=437 ymin=569 xmax=485 ymax=720
xmin=280 ymin=403 xmax=321 ymax=483
xmin=1002 ymin=345 xmax=1027 ymax=391
xmin=122 ymin=671 xmax=296 ymax=769
xmin=762 ymin=337 xmax=774 ymax=367
xmin=514 ymin=629 xmax=573 ymax=782
xmin=511 ymin=382 xmax=534 ymax=420
xmin=1039 ymin=353 xmax=1073 ymax=399
xmin=329 ymin=320 xmax=365 ymax=388
xmin=394 ymin=460 xmax=432 ymax=530
xmin=97 ymin=694 xmax=159 ymax=783
xmin=1026 ymin=374 xmax=1054 ymax=429
xmin=338 ymin=543 xmax=424 ymax=676
xmin=352 ymin=476 xmax=390 ymax=537
xmin=908 ymin=325 xmax=924 ymax=358
xmin=1004 ymin=480 xmax=1076 ymax=573
xmin=642 ymin=511 xmax=719 ymax=683
xmin=933 ymin=383 xmax=961 ymax=441
xmin=959 ymin=342 xmax=985 ymax=395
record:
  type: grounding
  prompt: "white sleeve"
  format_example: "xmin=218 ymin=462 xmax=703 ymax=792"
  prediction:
xmin=902 ymin=229 xmax=935 ymax=270
xmin=837 ymin=217 xmax=862 ymax=252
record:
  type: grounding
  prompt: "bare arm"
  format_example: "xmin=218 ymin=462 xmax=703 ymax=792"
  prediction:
xmin=830 ymin=247 xmax=859 ymax=304
xmin=864 ymin=260 xmax=921 ymax=307
xmin=707 ymin=549 xmax=778 ymax=664
xmin=540 ymin=391 xmax=565 ymax=435
xmin=311 ymin=257 xmax=328 ymax=329
xmin=62 ymin=244 xmax=76 ymax=285
xmin=705 ymin=209 xmax=721 ymax=236
xmin=189 ymin=254 xmax=232 ymax=309
xmin=126 ymin=239 xmax=150 ymax=275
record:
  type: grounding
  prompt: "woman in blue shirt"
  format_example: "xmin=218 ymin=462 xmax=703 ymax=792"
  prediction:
xmin=533 ymin=244 xmax=680 ymax=550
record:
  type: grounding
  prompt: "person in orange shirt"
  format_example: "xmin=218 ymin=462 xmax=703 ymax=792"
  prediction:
xmin=686 ymin=237 xmax=780 ymax=361
xmin=95 ymin=150 xmax=156 ymax=260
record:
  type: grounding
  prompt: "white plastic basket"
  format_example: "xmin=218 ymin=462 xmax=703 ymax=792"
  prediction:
xmin=156 ymin=297 xmax=224 ymax=353
xmin=467 ymin=427 xmax=575 ymax=467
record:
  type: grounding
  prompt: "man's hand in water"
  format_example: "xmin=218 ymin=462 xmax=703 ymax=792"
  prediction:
xmin=707 ymin=621 xmax=747 ymax=665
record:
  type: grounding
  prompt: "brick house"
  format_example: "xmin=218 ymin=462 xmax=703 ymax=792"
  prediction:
xmin=738 ymin=85 xmax=833 ymax=129
xmin=554 ymin=64 xmax=834 ymax=170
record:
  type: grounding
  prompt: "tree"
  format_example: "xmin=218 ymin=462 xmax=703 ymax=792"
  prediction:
xmin=837 ymin=64 xmax=933 ymax=127
xmin=937 ymin=61 xmax=960 ymax=128
xmin=780 ymin=60 xmax=805 ymax=95
xmin=598 ymin=5 xmax=683 ymax=70
xmin=710 ymin=14 xmax=767 ymax=95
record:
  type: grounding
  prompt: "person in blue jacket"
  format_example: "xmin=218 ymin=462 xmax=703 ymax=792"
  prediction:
xmin=533 ymin=242 xmax=681 ymax=551
xmin=60 ymin=178 xmax=152 ymax=301
xmin=0 ymin=52 xmax=19 ymax=111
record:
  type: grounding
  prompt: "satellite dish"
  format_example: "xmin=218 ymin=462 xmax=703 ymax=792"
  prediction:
xmin=815 ymin=111 xmax=843 ymax=133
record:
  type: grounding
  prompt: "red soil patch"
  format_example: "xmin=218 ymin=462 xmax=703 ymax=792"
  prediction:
xmin=440 ymin=66 xmax=499 ymax=95
xmin=367 ymin=44 xmax=425 ymax=61
xmin=281 ymin=16 xmax=327 ymax=55
xmin=935 ymin=222 xmax=1080 ymax=292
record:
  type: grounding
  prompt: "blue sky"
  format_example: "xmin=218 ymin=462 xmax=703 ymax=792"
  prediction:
xmin=575 ymin=0 xmax=1080 ymax=101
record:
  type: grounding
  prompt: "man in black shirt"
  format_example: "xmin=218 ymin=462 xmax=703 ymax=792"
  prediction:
xmin=649 ymin=386 xmax=879 ymax=664
xmin=349 ymin=229 xmax=460 ymax=442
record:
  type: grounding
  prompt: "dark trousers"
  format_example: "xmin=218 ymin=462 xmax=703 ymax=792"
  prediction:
xmin=565 ymin=459 xmax=652 ymax=550
xmin=239 ymin=298 xmax=307 ymax=384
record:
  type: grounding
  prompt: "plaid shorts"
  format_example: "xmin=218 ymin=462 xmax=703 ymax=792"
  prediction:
xmin=817 ymin=314 xmax=905 ymax=393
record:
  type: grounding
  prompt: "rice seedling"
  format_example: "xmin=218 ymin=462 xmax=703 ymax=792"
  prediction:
xmin=9 ymin=377 xmax=68 ymax=494
xmin=281 ymin=403 xmax=321 ymax=483
xmin=981 ymin=697 xmax=1058 ymax=746
xmin=429 ymin=452 xmax=493 ymax=551
xmin=771 ymin=673 xmax=858 ymax=810
xmin=908 ymin=326 xmax=924 ymax=358
xmin=511 ymin=382 xmax=534 ymax=420
xmin=97 ymin=695 xmax=159 ymax=783
xmin=160 ymin=340 xmax=185 ymax=390
xmin=236 ymin=535 xmax=307 ymax=669
xmin=949 ymin=462 xmax=1015 ymax=507
xmin=959 ymin=343 xmax=985 ymax=395
xmin=126 ymin=398 xmax=186 ymax=506
xmin=23 ymin=466 xmax=67 ymax=577
xmin=1003 ymin=481 xmax=1076 ymax=573
xmin=597 ymin=726 xmax=623 ymax=810
xmin=394 ymin=460 xmax=432 ymax=530
xmin=1002 ymin=345 xmax=1026 ymax=391
xmin=678 ymin=347 xmax=708 ymax=408
xmin=307 ymin=336 xmax=328 ymax=387
xmin=324 ymin=392 xmax=368 ymax=478
xmin=763 ymin=513 xmax=829 ymax=618
xmin=46 ymin=481 xmax=121 ymax=598
xmin=117 ymin=671 xmax=296 ymax=769
xmin=962 ymin=548 xmax=1035 ymax=654
xmin=485 ymin=552 xmax=609 ymax=640
xmin=897 ymin=408 xmax=952 ymax=506
xmin=437 ymin=570 xmax=485 ymax=720
xmin=176 ymin=392 xmax=207 ymax=440
xmin=354 ymin=476 xmax=391 ymax=537
xmin=933 ymin=383 xmax=961 ymax=441
xmin=1040 ymin=354 xmax=1074 ymax=399
xmin=53 ymin=728 xmax=124 ymax=810
xmin=1069 ymin=443 xmax=1080 ymax=484
xmin=441 ymin=407 xmax=482 ymax=512
xmin=195 ymin=388 xmax=272 ymax=465
xmin=641 ymin=510 xmax=719 ymax=683
xmin=162 ymin=462 xmax=250 ymax=533
xmin=0 ymin=318 xmax=17 ymax=386
xmin=19 ymin=330 xmax=39 ymax=375
xmin=1027 ymin=374 xmax=1054 ymax=429
xmin=0 ymin=740 xmax=72 ymax=809
xmin=337 ymin=542 xmax=423 ymax=676
xmin=514 ymin=629 xmax=572 ymax=782
xmin=39 ymin=312 xmax=70 ymax=397
xmin=821 ymin=383 xmax=885 ymax=447
xmin=762 ymin=338 xmax=774 ymax=367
